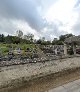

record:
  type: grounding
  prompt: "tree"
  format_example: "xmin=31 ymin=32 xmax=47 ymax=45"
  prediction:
xmin=36 ymin=39 xmax=42 ymax=44
xmin=0 ymin=34 xmax=5 ymax=42
xmin=24 ymin=34 xmax=34 ymax=42
xmin=59 ymin=34 xmax=73 ymax=41
xmin=5 ymin=35 xmax=12 ymax=43
xmin=41 ymin=41 xmax=51 ymax=45
xmin=12 ymin=36 xmax=20 ymax=44
xmin=16 ymin=30 xmax=23 ymax=38
xmin=41 ymin=37 xmax=45 ymax=42
xmin=52 ymin=40 xmax=63 ymax=45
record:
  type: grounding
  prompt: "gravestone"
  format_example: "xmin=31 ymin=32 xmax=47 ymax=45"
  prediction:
xmin=8 ymin=48 xmax=14 ymax=61
xmin=0 ymin=48 xmax=2 ymax=61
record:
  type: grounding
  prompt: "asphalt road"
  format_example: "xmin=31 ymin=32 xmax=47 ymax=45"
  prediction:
xmin=49 ymin=79 xmax=80 ymax=92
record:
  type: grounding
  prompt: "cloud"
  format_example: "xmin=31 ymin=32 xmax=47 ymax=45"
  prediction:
xmin=72 ymin=0 xmax=80 ymax=35
xmin=73 ymin=13 xmax=80 ymax=35
xmin=0 ymin=0 xmax=59 ymax=40
xmin=0 ymin=0 xmax=80 ymax=40
xmin=0 ymin=0 xmax=46 ymax=31
xmin=75 ymin=0 xmax=80 ymax=7
xmin=0 ymin=17 xmax=16 ymax=35
xmin=40 ymin=21 xmax=68 ymax=40
xmin=44 ymin=0 xmax=80 ymax=37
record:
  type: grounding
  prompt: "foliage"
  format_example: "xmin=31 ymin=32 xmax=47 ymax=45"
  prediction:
xmin=0 ymin=34 xmax=33 ymax=44
xmin=59 ymin=34 xmax=73 ymax=41
xmin=0 ymin=33 xmax=74 ymax=45
xmin=52 ymin=40 xmax=63 ymax=45
xmin=52 ymin=34 xmax=74 ymax=45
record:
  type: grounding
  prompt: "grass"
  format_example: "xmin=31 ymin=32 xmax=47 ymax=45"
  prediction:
xmin=0 ymin=43 xmax=36 ymax=55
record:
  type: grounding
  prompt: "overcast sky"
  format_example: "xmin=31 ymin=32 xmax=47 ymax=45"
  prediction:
xmin=0 ymin=0 xmax=80 ymax=40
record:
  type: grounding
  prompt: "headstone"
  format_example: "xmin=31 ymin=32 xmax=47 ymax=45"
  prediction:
xmin=64 ymin=43 xmax=67 ymax=56
xmin=17 ymin=48 xmax=21 ymax=55
xmin=73 ymin=43 xmax=76 ymax=55
xmin=0 ymin=49 xmax=3 ymax=61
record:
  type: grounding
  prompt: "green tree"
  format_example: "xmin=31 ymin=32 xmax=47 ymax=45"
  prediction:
xmin=59 ymin=34 xmax=73 ymax=41
xmin=0 ymin=34 xmax=5 ymax=42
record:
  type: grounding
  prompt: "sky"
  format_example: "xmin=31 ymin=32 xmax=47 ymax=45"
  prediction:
xmin=0 ymin=0 xmax=80 ymax=40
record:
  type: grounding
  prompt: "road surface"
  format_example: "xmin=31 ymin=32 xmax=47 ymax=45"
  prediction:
xmin=49 ymin=79 xmax=80 ymax=92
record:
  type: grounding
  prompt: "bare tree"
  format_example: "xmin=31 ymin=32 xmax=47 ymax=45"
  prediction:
xmin=23 ymin=34 xmax=34 ymax=42
xmin=16 ymin=30 xmax=23 ymax=38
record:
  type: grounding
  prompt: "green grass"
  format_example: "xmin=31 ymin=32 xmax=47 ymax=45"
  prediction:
xmin=0 ymin=43 xmax=36 ymax=55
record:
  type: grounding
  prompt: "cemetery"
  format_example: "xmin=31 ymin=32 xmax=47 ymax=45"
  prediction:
xmin=0 ymin=0 xmax=80 ymax=91
xmin=0 ymin=36 xmax=80 ymax=91
xmin=0 ymin=36 xmax=80 ymax=67
xmin=0 ymin=44 xmax=68 ymax=67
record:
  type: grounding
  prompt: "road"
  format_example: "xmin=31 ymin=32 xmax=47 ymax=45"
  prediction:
xmin=49 ymin=79 xmax=80 ymax=92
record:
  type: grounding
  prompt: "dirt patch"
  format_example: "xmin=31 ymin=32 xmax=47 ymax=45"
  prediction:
xmin=0 ymin=67 xmax=80 ymax=92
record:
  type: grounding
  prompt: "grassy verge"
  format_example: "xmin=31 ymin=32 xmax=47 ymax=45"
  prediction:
xmin=0 ymin=43 xmax=36 ymax=55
